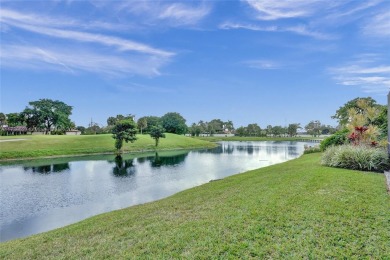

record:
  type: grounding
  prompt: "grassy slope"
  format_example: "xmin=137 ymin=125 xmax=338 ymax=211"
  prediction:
xmin=1 ymin=154 xmax=389 ymax=259
xmin=0 ymin=134 xmax=216 ymax=160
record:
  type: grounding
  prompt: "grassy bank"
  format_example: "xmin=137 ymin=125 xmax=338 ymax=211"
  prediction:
xmin=0 ymin=134 xmax=216 ymax=160
xmin=194 ymin=136 xmax=322 ymax=142
xmin=1 ymin=154 xmax=389 ymax=258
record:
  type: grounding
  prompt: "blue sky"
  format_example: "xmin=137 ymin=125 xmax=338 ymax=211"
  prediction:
xmin=1 ymin=0 xmax=389 ymax=128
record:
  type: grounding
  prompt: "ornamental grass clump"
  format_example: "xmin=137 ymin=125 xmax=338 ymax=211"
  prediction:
xmin=321 ymin=145 xmax=389 ymax=172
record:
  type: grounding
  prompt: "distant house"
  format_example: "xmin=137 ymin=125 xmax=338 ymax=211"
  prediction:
xmin=65 ymin=130 xmax=81 ymax=135
xmin=3 ymin=126 xmax=28 ymax=135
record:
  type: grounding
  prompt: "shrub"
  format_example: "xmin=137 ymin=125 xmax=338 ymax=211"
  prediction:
xmin=321 ymin=144 xmax=390 ymax=172
xmin=303 ymin=145 xmax=321 ymax=154
xmin=320 ymin=128 xmax=348 ymax=151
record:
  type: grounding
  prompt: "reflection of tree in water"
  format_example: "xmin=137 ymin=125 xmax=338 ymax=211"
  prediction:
xmin=150 ymin=152 xmax=188 ymax=168
xmin=221 ymin=143 xmax=235 ymax=154
xmin=288 ymin=146 xmax=300 ymax=157
xmin=113 ymin=156 xmax=136 ymax=177
xmin=52 ymin=163 xmax=70 ymax=172
xmin=24 ymin=163 xmax=70 ymax=174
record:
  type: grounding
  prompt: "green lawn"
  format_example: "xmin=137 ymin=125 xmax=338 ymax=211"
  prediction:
xmin=1 ymin=153 xmax=389 ymax=258
xmin=0 ymin=134 xmax=216 ymax=160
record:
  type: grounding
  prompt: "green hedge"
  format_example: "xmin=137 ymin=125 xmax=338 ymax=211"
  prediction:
xmin=321 ymin=144 xmax=390 ymax=172
xmin=320 ymin=129 xmax=349 ymax=151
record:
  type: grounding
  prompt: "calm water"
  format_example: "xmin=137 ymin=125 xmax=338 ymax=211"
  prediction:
xmin=0 ymin=141 xmax=311 ymax=242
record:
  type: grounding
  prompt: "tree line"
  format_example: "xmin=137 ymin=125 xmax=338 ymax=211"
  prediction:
xmin=3 ymin=97 xmax=384 ymax=138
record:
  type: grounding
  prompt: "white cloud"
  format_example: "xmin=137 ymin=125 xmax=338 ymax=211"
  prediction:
xmin=244 ymin=60 xmax=281 ymax=70
xmin=244 ymin=0 xmax=326 ymax=20
xmin=0 ymin=44 xmax=168 ymax=76
xmin=1 ymin=9 xmax=173 ymax=57
xmin=362 ymin=10 xmax=390 ymax=38
xmin=118 ymin=1 xmax=211 ymax=27
xmin=219 ymin=22 xmax=333 ymax=40
xmin=0 ymin=8 xmax=174 ymax=77
xmin=330 ymin=57 xmax=390 ymax=94
xmin=158 ymin=3 xmax=211 ymax=25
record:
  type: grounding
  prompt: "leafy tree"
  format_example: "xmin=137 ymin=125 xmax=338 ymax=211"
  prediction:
xmin=6 ymin=113 xmax=24 ymax=127
xmin=332 ymin=97 xmax=379 ymax=126
xmin=247 ymin=123 xmax=261 ymax=136
xmin=22 ymin=99 xmax=72 ymax=134
xmin=76 ymin=126 xmax=86 ymax=134
xmin=0 ymin=113 xmax=6 ymax=126
xmin=208 ymin=119 xmax=224 ymax=134
xmin=161 ymin=112 xmax=187 ymax=135
xmin=85 ymin=123 xmax=103 ymax=135
xmin=371 ymin=105 xmax=388 ymax=139
xmin=266 ymin=125 xmax=273 ymax=137
xmin=149 ymin=125 xmax=166 ymax=147
xmin=271 ymin=125 xmax=284 ymax=137
xmin=137 ymin=117 xmax=148 ymax=134
xmin=107 ymin=117 xmax=117 ymax=126
xmin=139 ymin=116 xmax=162 ymax=133
xmin=107 ymin=114 xmax=134 ymax=126
xmin=112 ymin=119 xmax=138 ymax=154
xmin=224 ymin=120 xmax=234 ymax=133
xmin=189 ymin=123 xmax=202 ymax=137
xmin=235 ymin=126 xmax=247 ymax=137
xmin=305 ymin=120 xmax=322 ymax=137
xmin=287 ymin=123 xmax=300 ymax=137
xmin=346 ymin=99 xmax=382 ymax=146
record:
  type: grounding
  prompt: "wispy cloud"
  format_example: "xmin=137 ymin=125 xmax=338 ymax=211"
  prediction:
xmin=243 ymin=60 xmax=282 ymax=70
xmin=118 ymin=1 xmax=211 ymax=27
xmin=0 ymin=8 xmax=174 ymax=76
xmin=362 ymin=10 xmax=390 ymax=38
xmin=158 ymin=3 xmax=211 ymax=25
xmin=1 ymin=9 xmax=173 ymax=57
xmin=220 ymin=22 xmax=333 ymax=40
xmin=115 ymin=82 xmax=174 ymax=93
xmin=1 ymin=44 xmax=168 ymax=76
xmin=244 ymin=0 xmax=326 ymax=20
xmin=0 ymin=8 xmax=133 ymax=32
xmin=329 ymin=55 xmax=390 ymax=94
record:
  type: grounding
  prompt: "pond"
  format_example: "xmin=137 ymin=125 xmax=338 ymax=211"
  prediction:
xmin=0 ymin=141 xmax=313 ymax=242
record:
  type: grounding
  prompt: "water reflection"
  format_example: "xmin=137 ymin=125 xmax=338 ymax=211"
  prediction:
xmin=23 ymin=163 xmax=70 ymax=174
xmin=112 ymin=156 xmax=136 ymax=177
xmin=0 ymin=141 xmax=311 ymax=242
xmin=150 ymin=152 xmax=188 ymax=168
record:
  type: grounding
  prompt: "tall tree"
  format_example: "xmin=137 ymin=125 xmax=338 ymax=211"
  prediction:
xmin=287 ymin=123 xmax=301 ymax=137
xmin=271 ymin=125 xmax=284 ymax=137
xmin=22 ymin=99 xmax=72 ymax=134
xmin=208 ymin=119 xmax=224 ymax=134
xmin=332 ymin=97 xmax=379 ymax=126
xmin=112 ymin=119 xmax=138 ymax=154
xmin=107 ymin=114 xmax=135 ymax=126
xmin=305 ymin=120 xmax=322 ymax=137
xmin=139 ymin=116 xmax=162 ymax=133
xmin=149 ymin=125 xmax=166 ymax=147
xmin=161 ymin=112 xmax=187 ymax=135
xmin=6 ymin=113 xmax=24 ymax=127
xmin=235 ymin=126 xmax=247 ymax=137
xmin=247 ymin=123 xmax=261 ymax=136
xmin=224 ymin=120 xmax=234 ymax=133
xmin=137 ymin=117 xmax=148 ymax=134
xmin=0 ymin=113 xmax=6 ymax=126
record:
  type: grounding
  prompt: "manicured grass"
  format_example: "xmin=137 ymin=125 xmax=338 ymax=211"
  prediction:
xmin=0 ymin=134 xmax=216 ymax=160
xmin=1 ymin=154 xmax=389 ymax=258
xmin=194 ymin=136 xmax=323 ymax=142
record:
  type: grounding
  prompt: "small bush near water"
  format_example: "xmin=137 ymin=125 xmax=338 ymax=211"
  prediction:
xmin=321 ymin=145 xmax=390 ymax=172
xmin=320 ymin=129 xmax=349 ymax=151
xmin=303 ymin=145 xmax=321 ymax=154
